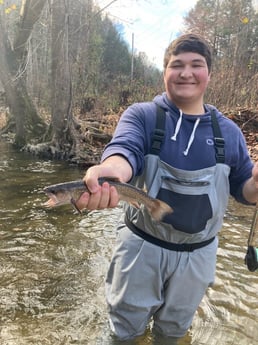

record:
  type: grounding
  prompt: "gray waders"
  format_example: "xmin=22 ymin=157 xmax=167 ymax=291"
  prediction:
xmin=106 ymin=107 xmax=231 ymax=340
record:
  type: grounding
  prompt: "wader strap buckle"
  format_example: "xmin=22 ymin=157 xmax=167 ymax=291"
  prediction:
xmin=150 ymin=105 xmax=166 ymax=155
xmin=211 ymin=109 xmax=225 ymax=163
xmin=214 ymin=137 xmax=225 ymax=163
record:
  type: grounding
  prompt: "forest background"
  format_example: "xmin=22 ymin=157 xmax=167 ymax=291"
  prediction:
xmin=0 ymin=0 xmax=257 ymax=165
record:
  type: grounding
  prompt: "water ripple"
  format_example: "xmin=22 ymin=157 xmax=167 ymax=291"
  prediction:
xmin=0 ymin=143 xmax=257 ymax=344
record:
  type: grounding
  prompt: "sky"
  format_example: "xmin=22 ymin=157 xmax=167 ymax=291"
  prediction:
xmin=94 ymin=0 xmax=198 ymax=69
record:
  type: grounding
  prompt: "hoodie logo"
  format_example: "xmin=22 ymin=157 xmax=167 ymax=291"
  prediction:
xmin=206 ymin=139 xmax=214 ymax=146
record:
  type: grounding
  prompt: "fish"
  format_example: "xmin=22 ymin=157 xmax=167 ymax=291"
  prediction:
xmin=43 ymin=177 xmax=173 ymax=221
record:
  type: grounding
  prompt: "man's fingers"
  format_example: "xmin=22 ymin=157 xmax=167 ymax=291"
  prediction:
xmin=109 ymin=186 xmax=120 ymax=207
xmin=76 ymin=183 xmax=119 ymax=211
xmin=95 ymin=182 xmax=111 ymax=209
xmin=76 ymin=192 xmax=90 ymax=211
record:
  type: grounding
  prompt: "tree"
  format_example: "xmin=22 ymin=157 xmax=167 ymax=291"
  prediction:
xmin=49 ymin=0 xmax=79 ymax=159
xmin=183 ymin=0 xmax=258 ymax=107
xmin=0 ymin=0 xmax=47 ymax=147
xmin=0 ymin=0 xmax=163 ymax=162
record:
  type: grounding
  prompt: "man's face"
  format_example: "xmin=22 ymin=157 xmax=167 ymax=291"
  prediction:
xmin=163 ymin=52 xmax=210 ymax=106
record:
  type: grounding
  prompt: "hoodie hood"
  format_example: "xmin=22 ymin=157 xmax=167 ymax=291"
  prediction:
xmin=153 ymin=92 xmax=220 ymax=156
xmin=153 ymin=92 xmax=220 ymax=116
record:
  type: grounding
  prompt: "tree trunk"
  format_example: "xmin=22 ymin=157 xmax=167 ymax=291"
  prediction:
xmin=0 ymin=0 xmax=47 ymax=147
xmin=50 ymin=0 xmax=79 ymax=159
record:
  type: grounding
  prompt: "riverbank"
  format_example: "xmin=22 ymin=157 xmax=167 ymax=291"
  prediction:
xmin=63 ymin=105 xmax=258 ymax=163
xmin=0 ymin=106 xmax=257 ymax=162
xmin=222 ymin=106 xmax=258 ymax=161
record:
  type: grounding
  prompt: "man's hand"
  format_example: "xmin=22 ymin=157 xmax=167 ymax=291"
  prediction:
xmin=76 ymin=175 xmax=119 ymax=211
xmin=252 ymin=162 xmax=258 ymax=189
xmin=76 ymin=155 xmax=133 ymax=211
xmin=243 ymin=162 xmax=258 ymax=204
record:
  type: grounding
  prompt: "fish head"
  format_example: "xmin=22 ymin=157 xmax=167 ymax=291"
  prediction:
xmin=43 ymin=186 xmax=74 ymax=207
xmin=43 ymin=180 xmax=87 ymax=210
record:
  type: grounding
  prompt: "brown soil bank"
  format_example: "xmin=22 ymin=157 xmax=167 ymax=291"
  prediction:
xmin=223 ymin=107 xmax=258 ymax=162
xmin=0 ymin=106 xmax=257 ymax=163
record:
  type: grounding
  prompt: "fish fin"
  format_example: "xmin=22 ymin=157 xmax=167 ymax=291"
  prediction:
xmin=70 ymin=197 xmax=82 ymax=214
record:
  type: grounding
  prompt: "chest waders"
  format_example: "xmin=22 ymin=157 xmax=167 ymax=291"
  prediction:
xmin=106 ymin=106 xmax=231 ymax=340
xmin=125 ymin=106 xmax=226 ymax=251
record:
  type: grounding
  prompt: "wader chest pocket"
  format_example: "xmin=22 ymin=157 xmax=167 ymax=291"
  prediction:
xmin=157 ymin=177 xmax=212 ymax=234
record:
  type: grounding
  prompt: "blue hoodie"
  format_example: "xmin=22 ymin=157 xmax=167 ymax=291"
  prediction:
xmin=102 ymin=93 xmax=253 ymax=203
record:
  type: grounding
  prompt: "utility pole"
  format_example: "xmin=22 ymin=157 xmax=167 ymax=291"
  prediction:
xmin=130 ymin=32 xmax=134 ymax=84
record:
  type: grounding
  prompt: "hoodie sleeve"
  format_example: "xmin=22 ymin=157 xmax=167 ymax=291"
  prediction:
xmin=228 ymin=126 xmax=254 ymax=204
xmin=101 ymin=103 xmax=156 ymax=176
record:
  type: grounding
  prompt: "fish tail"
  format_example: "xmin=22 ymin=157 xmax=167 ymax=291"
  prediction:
xmin=148 ymin=199 xmax=173 ymax=221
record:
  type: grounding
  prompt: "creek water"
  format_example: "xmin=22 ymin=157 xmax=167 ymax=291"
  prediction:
xmin=0 ymin=141 xmax=257 ymax=345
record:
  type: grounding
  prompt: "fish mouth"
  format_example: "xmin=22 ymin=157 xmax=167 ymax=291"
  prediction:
xmin=43 ymin=199 xmax=57 ymax=208
xmin=43 ymin=194 xmax=60 ymax=208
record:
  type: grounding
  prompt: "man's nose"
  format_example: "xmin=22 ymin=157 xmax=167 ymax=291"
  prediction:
xmin=180 ymin=66 xmax=193 ymax=78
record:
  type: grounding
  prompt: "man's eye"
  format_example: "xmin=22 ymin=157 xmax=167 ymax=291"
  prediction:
xmin=193 ymin=64 xmax=204 ymax=68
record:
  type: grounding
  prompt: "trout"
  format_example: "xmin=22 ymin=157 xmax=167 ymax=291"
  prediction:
xmin=43 ymin=177 xmax=173 ymax=221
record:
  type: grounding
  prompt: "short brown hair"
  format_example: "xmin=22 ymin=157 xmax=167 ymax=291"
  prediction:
xmin=163 ymin=33 xmax=212 ymax=73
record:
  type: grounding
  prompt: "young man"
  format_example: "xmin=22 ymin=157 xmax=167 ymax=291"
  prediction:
xmin=77 ymin=34 xmax=258 ymax=340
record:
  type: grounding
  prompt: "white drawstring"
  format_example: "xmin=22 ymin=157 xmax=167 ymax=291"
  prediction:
xmin=170 ymin=110 xmax=201 ymax=156
xmin=183 ymin=117 xmax=200 ymax=156
xmin=171 ymin=109 xmax=183 ymax=141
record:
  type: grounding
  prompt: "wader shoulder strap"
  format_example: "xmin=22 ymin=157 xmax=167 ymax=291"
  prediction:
xmin=210 ymin=109 xmax=225 ymax=163
xmin=150 ymin=105 xmax=225 ymax=163
xmin=150 ymin=105 xmax=166 ymax=155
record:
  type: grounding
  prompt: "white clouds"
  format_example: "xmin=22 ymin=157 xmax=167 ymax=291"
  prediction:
xmin=94 ymin=0 xmax=198 ymax=69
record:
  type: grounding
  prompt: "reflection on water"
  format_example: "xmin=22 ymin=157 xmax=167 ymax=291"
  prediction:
xmin=192 ymin=202 xmax=258 ymax=345
xmin=0 ymin=142 xmax=257 ymax=345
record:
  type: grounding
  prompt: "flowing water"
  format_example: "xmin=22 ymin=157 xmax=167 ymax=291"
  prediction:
xmin=0 ymin=141 xmax=257 ymax=345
